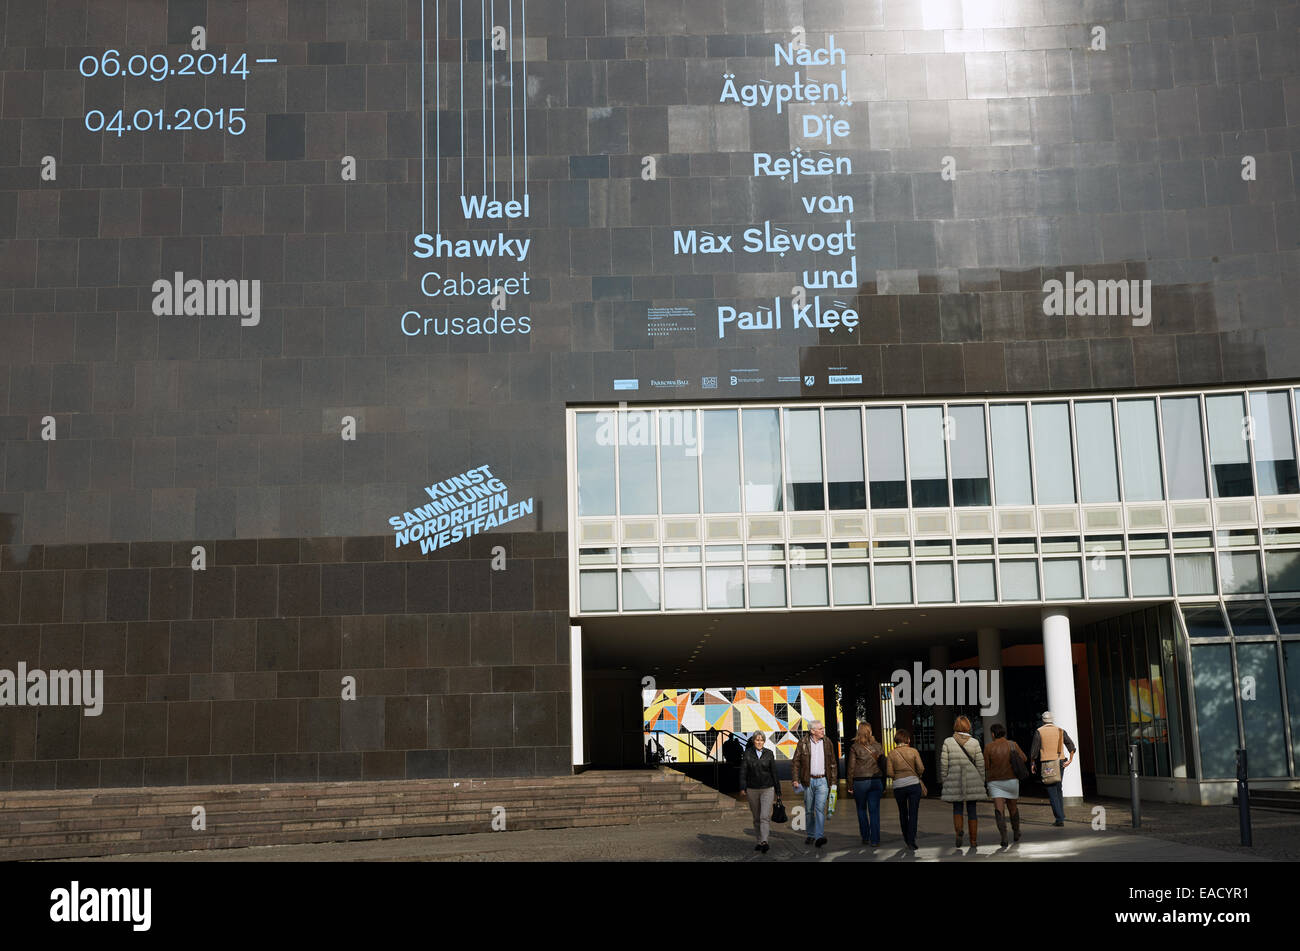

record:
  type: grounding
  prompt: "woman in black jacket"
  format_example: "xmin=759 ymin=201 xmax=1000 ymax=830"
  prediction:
xmin=738 ymin=731 xmax=782 ymax=853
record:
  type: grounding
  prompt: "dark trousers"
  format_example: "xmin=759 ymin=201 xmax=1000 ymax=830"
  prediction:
xmin=1045 ymin=773 xmax=1066 ymax=821
xmin=853 ymin=777 xmax=883 ymax=844
xmin=894 ymin=784 xmax=922 ymax=846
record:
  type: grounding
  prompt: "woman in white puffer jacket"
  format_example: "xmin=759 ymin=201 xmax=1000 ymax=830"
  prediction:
xmin=940 ymin=715 xmax=987 ymax=849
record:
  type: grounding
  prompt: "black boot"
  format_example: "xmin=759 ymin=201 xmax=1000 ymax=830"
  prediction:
xmin=995 ymin=812 xmax=1008 ymax=847
xmin=1010 ymin=811 xmax=1022 ymax=842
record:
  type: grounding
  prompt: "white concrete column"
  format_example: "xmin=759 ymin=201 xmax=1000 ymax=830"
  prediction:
xmin=570 ymin=625 xmax=585 ymax=767
xmin=929 ymin=644 xmax=953 ymax=743
xmin=1042 ymin=608 xmax=1083 ymax=802
xmin=976 ymin=627 xmax=1006 ymax=734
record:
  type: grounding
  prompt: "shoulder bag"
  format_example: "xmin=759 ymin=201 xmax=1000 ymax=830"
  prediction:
xmin=1038 ymin=727 xmax=1065 ymax=785
xmin=1009 ymin=741 xmax=1031 ymax=781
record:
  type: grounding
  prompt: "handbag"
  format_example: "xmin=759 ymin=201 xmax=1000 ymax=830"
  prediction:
xmin=1009 ymin=742 xmax=1031 ymax=781
xmin=772 ymin=800 xmax=788 ymax=823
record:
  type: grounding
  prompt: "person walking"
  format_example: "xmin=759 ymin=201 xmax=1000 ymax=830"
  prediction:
xmin=738 ymin=730 xmax=781 ymax=853
xmin=846 ymin=722 xmax=886 ymax=846
xmin=885 ymin=726 xmax=926 ymax=850
xmin=940 ymin=715 xmax=986 ymax=849
xmin=983 ymin=723 xmax=1029 ymax=847
xmin=1029 ymin=711 xmax=1076 ymax=826
xmin=790 ymin=720 xmax=837 ymax=848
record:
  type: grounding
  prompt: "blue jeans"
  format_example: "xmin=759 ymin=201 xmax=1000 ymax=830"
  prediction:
xmin=803 ymin=777 xmax=828 ymax=839
xmin=1045 ymin=768 xmax=1065 ymax=821
xmin=894 ymin=784 xmax=922 ymax=845
xmin=853 ymin=778 xmax=883 ymax=844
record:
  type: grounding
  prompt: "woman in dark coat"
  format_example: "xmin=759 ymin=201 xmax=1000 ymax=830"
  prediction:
xmin=738 ymin=731 xmax=782 ymax=853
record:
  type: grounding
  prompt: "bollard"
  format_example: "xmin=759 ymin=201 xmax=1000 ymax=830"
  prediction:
xmin=1128 ymin=743 xmax=1141 ymax=829
xmin=1236 ymin=748 xmax=1252 ymax=847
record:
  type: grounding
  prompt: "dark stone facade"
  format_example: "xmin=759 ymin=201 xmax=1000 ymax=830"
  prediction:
xmin=1 ymin=0 xmax=1298 ymax=787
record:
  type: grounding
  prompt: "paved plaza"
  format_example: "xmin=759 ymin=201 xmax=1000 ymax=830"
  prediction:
xmin=68 ymin=793 xmax=1294 ymax=862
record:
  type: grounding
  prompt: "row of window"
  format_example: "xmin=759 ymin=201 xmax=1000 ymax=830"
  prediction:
xmin=577 ymin=548 xmax=1300 ymax=613
xmin=573 ymin=389 xmax=1300 ymax=517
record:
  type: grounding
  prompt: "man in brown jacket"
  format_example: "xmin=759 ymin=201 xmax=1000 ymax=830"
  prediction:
xmin=790 ymin=721 xmax=838 ymax=847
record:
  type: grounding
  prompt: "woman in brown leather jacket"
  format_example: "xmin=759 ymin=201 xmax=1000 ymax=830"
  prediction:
xmin=983 ymin=723 xmax=1028 ymax=847
xmin=846 ymin=723 xmax=885 ymax=846
xmin=885 ymin=726 xmax=926 ymax=851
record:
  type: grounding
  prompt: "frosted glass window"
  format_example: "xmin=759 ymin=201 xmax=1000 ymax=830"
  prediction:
xmin=825 ymin=408 xmax=866 ymax=509
xmin=742 ymin=409 xmax=783 ymax=513
xmin=1175 ymin=553 xmax=1216 ymax=595
xmin=579 ymin=571 xmax=617 ymax=611
xmin=1191 ymin=644 xmax=1236 ymax=777
xmin=622 ymin=568 xmax=660 ymax=610
xmin=576 ymin=413 xmax=615 ymax=516
xmin=1131 ymin=556 xmax=1172 ymax=596
xmin=832 ymin=564 xmax=871 ymax=605
xmin=1075 ymin=402 xmax=1120 ymax=503
xmin=949 ymin=406 xmax=990 ymax=506
xmin=1266 ymin=549 xmax=1300 ymax=593
xmin=958 ymin=561 xmax=996 ymax=600
xmin=1088 ymin=555 xmax=1127 ymax=598
xmin=1161 ymin=397 xmax=1208 ymax=499
xmin=866 ymin=408 xmax=907 ymax=508
xmin=1118 ymin=399 xmax=1164 ymax=502
xmin=1249 ymin=391 xmax=1299 ymax=495
xmin=791 ymin=565 xmax=829 ymax=606
xmin=990 ymin=404 xmax=1033 ymax=505
xmin=1219 ymin=551 xmax=1262 ymax=594
xmin=1001 ymin=560 xmax=1040 ymax=600
xmin=1032 ymin=403 xmax=1075 ymax=504
xmin=1044 ymin=559 xmax=1083 ymax=599
xmin=784 ymin=409 xmax=825 ymax=510
xmin=664 ymin=568 xmax=701 ymax=610
xmin=907 ymin=406 xmax=949 ymax=507
xmin=618 ymin=411 xmax=658 ymax=515
xmin=706 ymin=566 xmax=744 ymax=608
xmin=1237 ymin=644 xmax=1287 ymax=777
xmin=874 ymin=563 xmax=913 ymax=604
xmin=701 ymin=410 xmax=741 ymax=513
xmin=748 ymin=565 xmax=787 ymax=607
xmin=1206 ymin=393 xmax=1253 ymax=496
xmin=659 ymin=411 xmax=699 ymax=514
xmin=917 ymin=562 xmax=954 ymax=602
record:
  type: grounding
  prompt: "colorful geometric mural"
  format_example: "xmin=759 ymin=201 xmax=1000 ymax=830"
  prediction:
xmin=643 ymin=686 xmax=827 ymax=763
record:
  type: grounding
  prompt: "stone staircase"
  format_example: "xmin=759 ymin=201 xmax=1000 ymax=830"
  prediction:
xmin=0 ymin=768 xmax=746 ymax=861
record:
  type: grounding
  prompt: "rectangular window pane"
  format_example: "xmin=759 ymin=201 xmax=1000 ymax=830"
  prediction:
xmin=1088 ymin=554 xmax=1128 ymax=597
xmin=832 ymin=564 xmax=871 ymax=605
xmin=664 ymin=568 xmax=702 ymax=610
xmin=742 ymin=409 xmax=783 ymax=513
xmin=917 ymin=562 xmax=954 ymax=602
xmin=866 ymin=407 xmax=907 ymax=508
xmin=622 ymin=568 xmax=660 ymax=610
xmin=618 ymin=411 xmax=658 ymax=515
xmin=1032 ymin=403 xmax=1075 ymax=504
xmin=1206 ymin=393 xmax=1253 ymax=496
xmin=1283 ymin=642 xmax=1300 ymax=775
xmin=1237 ymin=643 xmax=1287 ymax=777
xmin=874 ymin=563 xmax=913 ymax=603
xmin=1161 ymin=396 xmax=1208 ymax=499
xmin=576 ymin=413 xmax=616 ymax=516
xmin=1118 ymin=399 xmax=1164 ymax=501
xmin=1131 ymin=556 xmax=1172 ymax=596
xmin=949 ymin=406 xmax=990 ymax=506
xmin=659 ymin=410 xmax=699 ymax=514
xmin=579 ymin=571 xmax=617 ymax=611
xmin=706 ymin=566 xmax=744 ymax=608
xmin=702 ymin=410 xmax=741 ymax=513
xmin=1075 ymin=402 xmax=1120 ymax=503
xmin=1001 ymin=560 xmax=1040 ymax=600
xmin=791 ymin=564 xmax=829 ymax=606
xmin=1044 ymin=559 xmax=1083 ymax=599
xmin=825 ymin=408 xmax=866 ymax=509
xmin=990 ymin=403 xmax=1033 ymax=505
xmin=1219 ymin=551 xmax=1262 ymax=594
xmin=958 ymin=561 xmax=996 ymax=600
xmin=1175 ymin=553 xmax=1217 ymax=595
xmin=1191 ymin=644 xmax=1237 ymax=778
xmin=1266 ymin=549 xmax=1300 ymax=593
xmin=784 ymin=408 xmax=825 ymax=510
xmin=747 ymin=565 xmax=787 ymax=607
xmin=907 ymin=406 xmax=949 ymax=507
xmin=1249 ymin=391 xmax=1300 ymax=495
